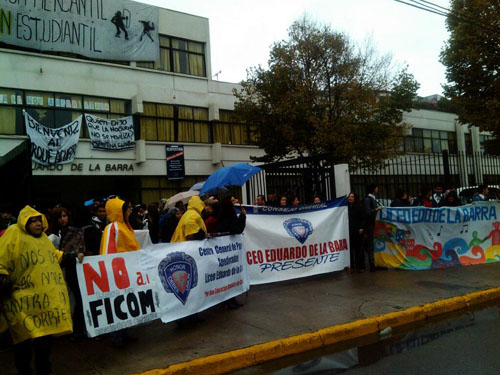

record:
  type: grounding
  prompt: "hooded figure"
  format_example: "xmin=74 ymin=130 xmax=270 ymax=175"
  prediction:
xmin=0 ymin=206 xmax=73 ymax=343
xmin=99 ymin=197 xmax=140 ymax=255
xmin=171 ymin=196 xmax=206 ymax=242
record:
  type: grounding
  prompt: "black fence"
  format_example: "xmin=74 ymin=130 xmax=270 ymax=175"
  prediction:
xmin=350 ymin=151 xmax=500 ymax=201
xmin=245 ymin=154 xmax=336 ymax=204
xmin=246 ymin=151 xmax=500 ymax=205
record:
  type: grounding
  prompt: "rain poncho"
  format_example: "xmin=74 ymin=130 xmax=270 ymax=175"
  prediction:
xmin=0 ymin=206 xmax=72 ymax=344
xmin=100 ymin=197 xmax=140 ymax=254
xmin=171 ymin=196 xmax=207 ymax=242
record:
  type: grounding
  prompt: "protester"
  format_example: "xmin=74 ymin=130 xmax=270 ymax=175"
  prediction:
xmin=254 ymin=194 xmax=266 ymax=206
xmin=158 ymin=207 xmax=182 ymax=243
xmin=47 ymin=206 xmax=71 ymax=249
xmin=348 ymin=192 xmax=365 ymax=272
xmin=266 ymin=192 xmax=277 ymax=207
xmin=431 ymin=185 xmax=444 ymax=207
xmin=0 ymin=206 xmax=17 ymax=230
xmin=84 ymin=202 xmax=107 ymax=256
xmin=100 ymin=197 xmax=140 ymax=254
xmin=217 ymin=196 xmax=246 ymax=309
xmin=129 ymin=205 xmax=145 ymax=230
xmin=412 ymin=187 xmax=433 ymax=207
xmin=313 ymin=195 xmax=321 ymax=203
xmin=440 ymin=190 xmax=462 ymax=207
xmin=362 ymin=184 xmax=382 ymax=272
xmin=175 ymin=200 xmax=186 ymax=214
xmin=291 ymin=196 xmax=300 ymax=206
xmin=171 ymin=196 xmax=207 ymax=242
xmin=472 ymin=184 xmax=489 ymax=202
xmin=279 ymin=195 xmax=288 ymax=207
xmin=390 ymin=188 xmax=411 ymax=207
xmin=147 ymin=203 xmax=160 ymax=244
xmin=0 ymin=206 xmax=83 ymax=375
xmin=203 ymin=198 xmax=220 ymax=235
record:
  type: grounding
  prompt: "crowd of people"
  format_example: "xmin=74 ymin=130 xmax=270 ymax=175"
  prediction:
xmin=0 ymin=183 xmax=495 ymax=374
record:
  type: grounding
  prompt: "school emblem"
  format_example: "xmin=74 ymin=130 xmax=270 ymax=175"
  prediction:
xmin=158 ymin=252 xmax=198 ymax=305
xmin=283 ymin=218 xmax=313 ymax=244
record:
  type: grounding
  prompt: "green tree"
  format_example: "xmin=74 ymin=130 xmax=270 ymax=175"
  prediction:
xmin=440 ymin=0 xmax=500 ymax=154
xmin=234 ymin=17 xmax=419 ymax=168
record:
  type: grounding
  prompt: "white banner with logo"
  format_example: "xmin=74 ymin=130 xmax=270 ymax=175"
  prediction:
xmin=0 ymin=0 xmax=159 ymax=61
xmin=77 ymin=235 xmax=249 ymax=336
xmin=25 ymin=111 xmax=81 ymax=165
xmin=76 ymin=251 xmax=160 ymax=337
xmin=243 ymin=197 xmax=350 ymax=285
xmin=140 ymin=235 xmax=249 ymax=323
xmin=85 ymin=114 xmax=135 ymax=151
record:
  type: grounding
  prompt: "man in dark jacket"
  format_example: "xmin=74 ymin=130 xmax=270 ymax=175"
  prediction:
xmin=363 ymin=184 xmax=382 ymax=272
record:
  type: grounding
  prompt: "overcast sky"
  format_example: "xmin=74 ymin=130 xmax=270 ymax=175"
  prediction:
xmin=142 ymin=0 xmax=451 ymax=97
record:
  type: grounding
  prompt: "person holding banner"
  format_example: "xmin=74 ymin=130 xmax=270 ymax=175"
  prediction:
xmin=99 ymin=197 xmax=140 ymax=255
xmin=0 ymin=206 xmax=84 ymax=375
xmin=171 ymin=196 xmax=207 ymax=242
xmin=348 ymin=192 xmax=366 ymax=272
xmin=363 ymin=184 xmax=382 ymax=272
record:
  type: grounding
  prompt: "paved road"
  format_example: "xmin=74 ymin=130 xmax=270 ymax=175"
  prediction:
xmin=2 ymin=263 xmax=500 ymax=374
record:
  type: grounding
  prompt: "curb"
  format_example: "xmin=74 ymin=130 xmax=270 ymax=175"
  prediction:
xmin=134 ymin=286 xmax=500 ymax=375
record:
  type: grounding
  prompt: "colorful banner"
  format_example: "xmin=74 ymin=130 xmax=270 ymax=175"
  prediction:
xmin=25 ymin=111 xmax=81 ymax=165
xmin=243 ymin=197 xmax=350 ymax=285
xmin=375 ymin=202 xmax=500 ymax=269
xmin=140 ymin=235 xmax=249 ymax=323
xmin=85 ymin=114 xmax=135 ymax=151
xmin=76 ymin=251 xmax=160 ymax=337
xmin=0 ymin=0 xmax=159 ymax=61
xmin=77 ymin=235 xmax=249 ymax=336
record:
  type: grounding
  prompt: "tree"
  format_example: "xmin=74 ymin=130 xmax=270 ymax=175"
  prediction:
xmin=234 ymin=17 xmax=419 ymax=168
xmin=440 ymin=0 xmax=500 ymax=154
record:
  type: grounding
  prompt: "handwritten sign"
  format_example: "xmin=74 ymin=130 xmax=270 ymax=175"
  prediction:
xmin=25 ymin=111 xmax=81 ymax=165
xmin=85 ymin=114 xmax=135 ymax=151
xmin=0 ymin=0 xmax=159 ymax=61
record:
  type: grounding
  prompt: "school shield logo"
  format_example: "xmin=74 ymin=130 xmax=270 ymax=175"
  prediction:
xmin=158 ymin=252 xmax=198 ymax=305
xmin=283 ymin=218 xmax=313 ymax=244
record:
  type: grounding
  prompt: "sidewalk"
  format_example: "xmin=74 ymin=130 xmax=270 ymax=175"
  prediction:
xmin=2 ymin=263 xmax=500 ymax=375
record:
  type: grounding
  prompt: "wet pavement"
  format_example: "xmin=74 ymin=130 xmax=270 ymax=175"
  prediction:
xmin=2 ymin=263 xmax=500 ymax=374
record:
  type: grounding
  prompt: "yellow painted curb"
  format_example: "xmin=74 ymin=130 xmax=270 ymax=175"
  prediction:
xmin=135 ymin=286 xmax=500 ymax=375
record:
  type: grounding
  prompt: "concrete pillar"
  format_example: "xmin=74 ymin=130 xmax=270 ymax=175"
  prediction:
xmin=471 ymin=126 xmax=483 ymax=184
xmin=334 ymin=163 xmax=350 ymax=197
xmin=455 ymin=120 xmax=468 ymax=186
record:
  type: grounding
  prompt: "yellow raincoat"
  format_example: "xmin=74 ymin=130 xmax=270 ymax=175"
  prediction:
xmin=0 ymin=206 xmax=72 ymax=343
xmin=171 ymin=196 xmax=207 ymax=242
xmin=99 ymin=197 xmax=140 ymax=254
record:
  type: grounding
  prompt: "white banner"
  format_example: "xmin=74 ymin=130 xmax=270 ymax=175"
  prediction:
xmin=77 ymin=235 xmax=249 ymax=336
xmin=76 ymin=251 xmax=160 ymax=337
xmin=0 ymin=0 xmax=159 ymax=61
xmin=243 ymin=197 xmax=350 ymax=285
xmin=25 ymin=111 xmax=81 ymax=165
xmin=140 ymin=235 xmax=249 ymax=323
xmin=85 ymin=114 xmax=135 ymax=151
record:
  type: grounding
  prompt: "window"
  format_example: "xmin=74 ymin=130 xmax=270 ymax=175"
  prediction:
xmin=0 ymin=88 xmax=130 ymax=137
xmin=403 ymin=128 xmax=458 ymax=154
xmin=480 ymin=134 xmax=495 ymax=153
xmin=213 ymin=110 xmax=260 ymax=145
xmin=464 ymin=133 xmax=473 ymax=155
xmin=137 ymin=35 xmax=206 ymax=77
xmin=139 ymin=103 xmax=208 ymax=143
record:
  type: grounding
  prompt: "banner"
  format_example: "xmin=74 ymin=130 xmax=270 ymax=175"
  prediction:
xmin=77 ymin=235 xmax=249 ymax=336
xmin=0 ymin=0 xmax=159 ymax=61
xmin=375 ymin=202 xmax=500 ymax=269
xmin=85 ymin=114 xmax=135 ymax=151
xmin=25 ymin=111 xmax=81 ymax=165
xmin=76 ymin=251 xmax=160 ymax=337
xmin=166 ymin=145 xmax=185 ymax=181
xmin=140 ymin=235 xmax=249 ymax=323
xmin=243 ymin=197 xmax=350 ymax=285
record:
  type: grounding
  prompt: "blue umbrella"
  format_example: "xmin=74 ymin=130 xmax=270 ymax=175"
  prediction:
xmin=190 ymin=181 xmax=228 ymax=194
xmin=199 ymin=163 xmax=262 ymax=195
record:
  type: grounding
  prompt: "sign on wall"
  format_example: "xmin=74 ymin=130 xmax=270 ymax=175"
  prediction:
xmin=25 ymin=111 xmax=81 ymax=165
xmin=243 ymin=197 xmax=350 ymax=285
xmin=0 ymin=0 xmax=159 ymax=61
xmin=375 ymin=202 xmax=500 ymax=269
xmin=166 ymin=145 xmax=185 ymax=181
xmin=85 ymin=114 xmax=135 ymax=151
